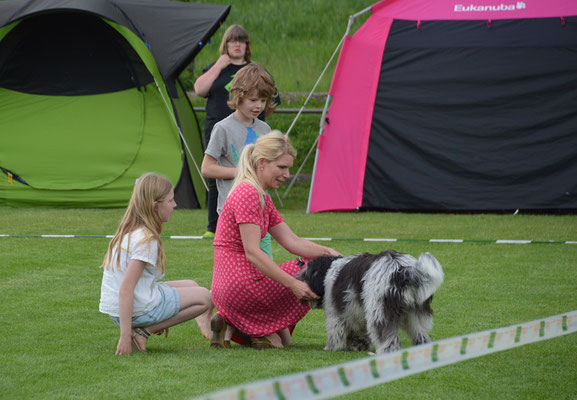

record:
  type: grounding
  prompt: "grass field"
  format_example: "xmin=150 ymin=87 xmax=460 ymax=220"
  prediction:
xmin=2 ymin=0 xmax=577 ymax=398
xmin=1 ymin=206 xmax=576 ymax=399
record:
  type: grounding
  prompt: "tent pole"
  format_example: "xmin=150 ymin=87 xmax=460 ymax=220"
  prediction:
xmin=286 ymin=30 xmax=348 ymax=137
xmin=153 ymin=78 xmax=208 ymax=191
xmin=284 ymin=6 xmax=373 ymax=204
xmin=281 ymin=135 xmax=319 ymax=201
xmin=306 ymin=93 xmax=331 ymax=213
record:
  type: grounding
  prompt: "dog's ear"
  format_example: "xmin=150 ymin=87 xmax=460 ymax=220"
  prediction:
xmin=302 ymin=256 xmax=340 ymax=298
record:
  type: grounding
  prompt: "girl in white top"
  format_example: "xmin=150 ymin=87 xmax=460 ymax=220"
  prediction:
xmin=99 ymin=173 xmax=213 ymax=355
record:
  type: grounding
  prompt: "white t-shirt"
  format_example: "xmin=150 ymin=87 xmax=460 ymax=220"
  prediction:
xmin=99 ymin=228 xmax=164 ymax=317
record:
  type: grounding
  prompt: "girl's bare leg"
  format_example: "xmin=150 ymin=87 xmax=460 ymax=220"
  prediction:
xmin=145 ymin=285 xmax=212 ymax=339
xmin=165 ymin=280 xmax=213 ymax=339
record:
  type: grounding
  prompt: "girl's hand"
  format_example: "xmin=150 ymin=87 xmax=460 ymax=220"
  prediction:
xmin=115 ymin=336 xmax=132 ymax=355
xmin=215 ymin=54 xmax=231 ymax=69
xmin=289 ymin=279 xmax=320 ymax=302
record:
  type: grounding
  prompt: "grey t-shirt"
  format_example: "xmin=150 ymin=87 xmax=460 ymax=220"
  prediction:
xmin=205 ymin=113 xmax=271 ymax=213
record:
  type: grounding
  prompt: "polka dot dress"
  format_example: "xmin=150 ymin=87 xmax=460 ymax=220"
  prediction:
xmin=211 ymin=183 xmax=310 ymax=337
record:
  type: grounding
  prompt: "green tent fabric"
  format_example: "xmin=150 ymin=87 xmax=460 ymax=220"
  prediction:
xmin=0 ymin=0 xmax=230 ymax=208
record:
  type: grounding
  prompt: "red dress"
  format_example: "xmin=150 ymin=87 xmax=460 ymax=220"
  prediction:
xmin=211 ymin=183 xmax=310 ymax=337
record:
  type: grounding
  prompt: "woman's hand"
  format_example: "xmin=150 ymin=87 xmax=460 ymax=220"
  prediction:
xmin=322 ymin=246 xmax=342 ymax=257
xmin=288 ymin=279 xmax=320 ymax=302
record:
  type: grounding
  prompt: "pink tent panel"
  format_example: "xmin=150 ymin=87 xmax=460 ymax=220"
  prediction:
xmin=308 ymin=15 xmax=392 ymax=213
xmin=371 ymin=0 xmax=577 ymax=21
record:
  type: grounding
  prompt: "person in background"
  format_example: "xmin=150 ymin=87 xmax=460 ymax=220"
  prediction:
xmin=201 ymin=63 xmax=276 ymax=258
xmin=194 ymin=24 xmax=279 ymax=238
xmin=99 ymin=173 xmax=213 ymax=355
xmin=209 ymin=132 xmax=341 ymax=349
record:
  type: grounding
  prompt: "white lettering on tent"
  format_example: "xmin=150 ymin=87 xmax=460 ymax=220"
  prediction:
xmin=454 ymin=2 xmax=524 ymax=12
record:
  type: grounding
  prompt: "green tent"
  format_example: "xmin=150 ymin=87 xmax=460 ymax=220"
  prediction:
xmin=0 ymin=0 xmax=230 ymax=208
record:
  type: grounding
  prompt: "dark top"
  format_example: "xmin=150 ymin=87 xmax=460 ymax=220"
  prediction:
xmin=203 ymin=63 xmax=249 ymax=138
xmin=202 ymin=62 xmax=281 ymax=140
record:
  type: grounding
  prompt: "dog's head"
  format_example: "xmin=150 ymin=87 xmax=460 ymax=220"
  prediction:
xmin=296 ymin=256 xmax=341 ymax=308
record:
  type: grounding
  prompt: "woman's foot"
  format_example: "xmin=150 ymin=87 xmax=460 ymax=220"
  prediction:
xmin=251 ymin=332 xmax=283 ymax=349
xmin=277 ymin=328 xmax=292 ymax=347
xmin=210 ymin=314 xmax=228 ymax=348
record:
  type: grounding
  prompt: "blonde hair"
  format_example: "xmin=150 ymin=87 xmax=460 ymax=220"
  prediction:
xmin=219 ymin=24 xmax=251 ymax=62
xmin=227 ymin=63 xmax=278 ymax=114
xmin=232 ymin=131 xmax=296 ymax=208
xmin=102 ymin=173 xmax=173 ymax=273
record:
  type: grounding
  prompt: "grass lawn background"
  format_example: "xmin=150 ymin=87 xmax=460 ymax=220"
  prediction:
xmin=1 ymin=206 xmax=576 ymax=399
xmin=1 ymin=0 xmax=577 ymax=398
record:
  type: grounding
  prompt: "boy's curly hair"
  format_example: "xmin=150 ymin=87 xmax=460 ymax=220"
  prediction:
xmin=227 ymin=63 xmax=278 ymax=115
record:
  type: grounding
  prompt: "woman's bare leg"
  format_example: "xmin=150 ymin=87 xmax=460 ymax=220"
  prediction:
xmin=262 ymin=332 xmax=283 ymax=348
xmin=277 ymin=328 xmax=292 ymax=347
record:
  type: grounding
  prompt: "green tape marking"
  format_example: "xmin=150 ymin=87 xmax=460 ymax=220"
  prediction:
xmin=369 ymin=359 xmax=380 ymax=378
xmin=305 ymin=375 xmax=320 ymax=395
xmin=539 ymin=321 xmax=545 ymax=337
xmin=488 ymin=332 xmax=496 ymax=348
xmin=563 ymin=316 xmax=568 ymax=331
xmin=401 ymin=352 xmax=410 ymax=370
xmin=432 ymin=344 xmax=439 ymax=362
xmin=238 ymin=388 xmax=246 ymax=400
xmin=460 ymin=338 xmax=468 ymax=355
xmin=515 ymin=326 xmax=522 ymax=343
xmin=273 ymin=382 xmax=285 ymax=400
xmin=337 ymin=368 xmax=350 ymax=387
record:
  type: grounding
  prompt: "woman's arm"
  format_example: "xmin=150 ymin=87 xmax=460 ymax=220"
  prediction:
xmin=269 ymin=222 xmax=341 ymax=259
xmin=193 ymin=54 xmax=231 ymax=98
xmin=239 ymin=223 xmax=319 ymax=302
xmin=116 ymin=259 xmax=146 ymax=355
xmin=201 ymin=154 xmax=236 ymax=179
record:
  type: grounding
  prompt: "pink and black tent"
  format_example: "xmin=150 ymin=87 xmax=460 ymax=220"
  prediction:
xmin=308 ymin=0 xmax=577 ymax=213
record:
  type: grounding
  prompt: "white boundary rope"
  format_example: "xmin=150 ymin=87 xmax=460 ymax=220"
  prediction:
xmin=1 ymin=234 xmax=575 ymax=245
xmin=192 ymin=311 xmax=577 ymax=400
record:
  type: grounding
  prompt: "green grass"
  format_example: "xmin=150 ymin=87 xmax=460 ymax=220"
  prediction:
xmin=2 ymin=1 xmax=577 ymax=398
xmin=1 ymin=207 xmax=576 ymax=399
xmin=180 ymin=0 xmax=376 ymax=175
xmin=181 ymin=0 xmax=374 ymax=93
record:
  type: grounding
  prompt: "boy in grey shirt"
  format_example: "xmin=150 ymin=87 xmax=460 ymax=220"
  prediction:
xmin=201 ymin=63 xmax=278 ymax=256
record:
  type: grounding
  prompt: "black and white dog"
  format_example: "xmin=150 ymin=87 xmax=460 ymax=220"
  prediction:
xmin=297 ymin=250 xmax=444 ymax=354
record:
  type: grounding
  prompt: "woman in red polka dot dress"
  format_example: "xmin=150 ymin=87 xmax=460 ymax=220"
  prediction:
xmin=210 ymin=131 xmax=341 ymax=349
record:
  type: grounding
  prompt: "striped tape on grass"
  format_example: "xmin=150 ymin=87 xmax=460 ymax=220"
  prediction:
xmin=192 ymin=311 xmax=577 ymax=400
xmin=0 ymin=234 xmax=576 ymax=245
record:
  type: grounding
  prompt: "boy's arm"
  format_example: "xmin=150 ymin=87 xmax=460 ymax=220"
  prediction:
xmin=201 ymin=154 xmax=236 ymax=179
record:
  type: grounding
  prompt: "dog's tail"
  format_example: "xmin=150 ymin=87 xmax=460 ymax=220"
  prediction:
xmin=414 ymin=252 xmax=444 ymax=303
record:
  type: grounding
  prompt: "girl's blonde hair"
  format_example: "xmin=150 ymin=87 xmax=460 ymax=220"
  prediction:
xmin=219 ymin=24 xmax=252 ymax=62
xmin=102 ymin=173 xmax=173 ymax=273
xmin=227 ymin=63 xmax=278 ymax=114
xmin=232 ymin=131 xmax=296 ymax=208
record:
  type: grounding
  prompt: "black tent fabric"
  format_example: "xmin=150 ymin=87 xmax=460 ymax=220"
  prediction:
xmin=364 ymin=18 xmax=577 ymax=211
xmin=0 ymin=0 xmax=230 ymax=80
xmin=0 ymin=13 xmax=154 ymax=95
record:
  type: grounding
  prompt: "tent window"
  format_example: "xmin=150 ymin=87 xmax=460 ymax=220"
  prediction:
xmin=0 ymin=12 xmax=153 ymax=96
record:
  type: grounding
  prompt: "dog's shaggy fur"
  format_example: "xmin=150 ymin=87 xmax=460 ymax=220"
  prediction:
xmin=297 ymin=250 xmax=444 ymax=354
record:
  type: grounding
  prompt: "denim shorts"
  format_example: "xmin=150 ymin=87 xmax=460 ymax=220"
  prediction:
xmin=110 ymin=282 xmax=180 ymax=328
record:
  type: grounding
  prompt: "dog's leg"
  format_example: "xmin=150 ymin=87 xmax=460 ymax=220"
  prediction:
xmin=324 ymin=315 xmax=347 ymax=351
xmin=368 ymin=319 xmax=402 ymax=354
xmin=404 ymin=306 xmax=433 ymax=346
